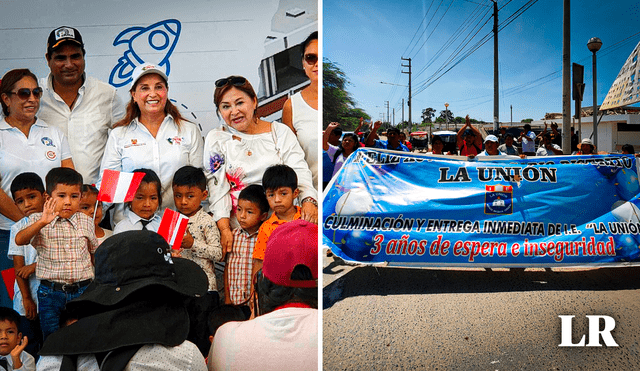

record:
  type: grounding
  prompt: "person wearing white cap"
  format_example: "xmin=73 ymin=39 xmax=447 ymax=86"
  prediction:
xmin=477 ymin=135 xmax=504 ymax=156
xmin=99 ymin=64 xmax=203 ymax=226
xmin=575 ymin=138 xmax=595 ymax=155
xmin=38 ymin=26 xmax=125 ymax=185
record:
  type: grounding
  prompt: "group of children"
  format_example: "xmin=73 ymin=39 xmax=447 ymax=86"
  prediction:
xmin=2 ymin=161 xmax=307 ymax=365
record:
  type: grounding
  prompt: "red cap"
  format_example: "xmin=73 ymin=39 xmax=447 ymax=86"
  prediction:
xmin=263 ymin=220 xmax=318 ymax=288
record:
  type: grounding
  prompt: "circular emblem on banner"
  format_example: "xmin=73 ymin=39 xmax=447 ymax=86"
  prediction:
xmin=46 ymin=151 xmax=57 ymax=161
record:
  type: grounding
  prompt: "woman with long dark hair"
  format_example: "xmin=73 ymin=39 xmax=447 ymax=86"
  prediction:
xmin=99 ymin=64 xmax=203 ymax=225
xmin=0 ymin=68 xmax=74 ymax=308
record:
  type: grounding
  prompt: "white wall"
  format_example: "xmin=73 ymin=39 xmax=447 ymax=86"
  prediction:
xmin=0 ymin=0 xmax=316 ymax=134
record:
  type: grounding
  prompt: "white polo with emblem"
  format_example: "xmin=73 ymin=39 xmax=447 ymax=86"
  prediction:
xmin=0 ymin=118 xmax=71 ymax=229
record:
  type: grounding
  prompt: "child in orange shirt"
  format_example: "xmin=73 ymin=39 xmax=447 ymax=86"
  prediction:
xmin=251 ymin=164 xmax=301 ymax=280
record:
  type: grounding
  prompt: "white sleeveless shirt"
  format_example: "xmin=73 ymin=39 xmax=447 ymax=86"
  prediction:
xmin=291 ymin=92 xmax=318 ymax=191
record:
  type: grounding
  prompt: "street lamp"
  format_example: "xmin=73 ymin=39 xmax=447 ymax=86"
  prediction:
xmin=445 ymin=102 xmax=449 ymax=130
xmin=587 ymin=37 xmax=602 ymax=151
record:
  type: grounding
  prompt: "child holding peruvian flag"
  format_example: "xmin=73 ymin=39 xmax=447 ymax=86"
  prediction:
xmin=171 ymin=165 xmax=223 ymax=357
xmin=111 ymin=169 xmax=163 ymax=234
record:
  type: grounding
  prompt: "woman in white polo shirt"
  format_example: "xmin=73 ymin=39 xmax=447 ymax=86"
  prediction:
xmin=0 ymin=68 xmax=73 ymax=307
xmin=99 ymin=64 xmax=203 ymax=225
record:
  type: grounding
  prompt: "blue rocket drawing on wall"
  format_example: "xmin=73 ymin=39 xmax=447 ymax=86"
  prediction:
xmin=109 ymin=19 xmax=181 ymax=87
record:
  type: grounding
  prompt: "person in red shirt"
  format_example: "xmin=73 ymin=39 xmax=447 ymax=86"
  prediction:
xmin=456 ymin=115 xmax=482 ymax=156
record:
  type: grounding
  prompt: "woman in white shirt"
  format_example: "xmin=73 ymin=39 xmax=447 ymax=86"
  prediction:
xmin=100 ymin=64 xmax=203 ymax=225
xmin=0 ymin=69 xmax=73 ymax=308
xmin=203 ymin=76 xmax=317 ymax=252
xmin=281 ymin=32 xmax=319 ymax=190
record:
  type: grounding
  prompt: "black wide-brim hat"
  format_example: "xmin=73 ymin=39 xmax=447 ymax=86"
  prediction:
xmin=68 ymin=230 xmax=208 ymax=309
xmin=40 ymin=295 xmax=190 ymax=355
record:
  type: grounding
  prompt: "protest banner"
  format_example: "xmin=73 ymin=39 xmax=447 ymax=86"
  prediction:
xmin=323 ymin=148 xmax=640 ymax=267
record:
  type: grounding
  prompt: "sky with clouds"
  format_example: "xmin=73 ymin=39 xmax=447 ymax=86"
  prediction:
xmin=324 ymin=0 xmax=640 ymax=125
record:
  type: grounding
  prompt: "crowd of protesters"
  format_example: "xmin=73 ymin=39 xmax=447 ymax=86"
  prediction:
xmin=323 ymin=115 xmax=637 ymax=188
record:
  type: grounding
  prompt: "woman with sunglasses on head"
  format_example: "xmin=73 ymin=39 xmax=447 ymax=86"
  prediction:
xmin=99 ymin=64 xmax=203 ymax=226
xmin=204 ymin=76 xmax=317 ymax=253
xmin=281 ymin=32 xmax=319 ymax=191
xmin=0 ymin=69 xmax=74 ymax=306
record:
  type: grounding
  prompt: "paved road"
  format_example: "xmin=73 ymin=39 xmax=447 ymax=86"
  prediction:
xmin=323 ymin=254 xmax=640 ymax=370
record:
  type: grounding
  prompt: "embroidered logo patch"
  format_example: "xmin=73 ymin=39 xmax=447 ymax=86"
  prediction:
xmin=485 ymin=184 xmax=513 ymax=215
xmin=41 ymin=137 xmax=55 ymax=147
xmin=124 ymin=139 xmax=146 ymax=148
xmin=55 ymin=27 xmax=75 ymax=40
xmin=45 ymin=151 xmax=57 ymax=161
xmin=167 ymin=136 xmax=183 ymax=145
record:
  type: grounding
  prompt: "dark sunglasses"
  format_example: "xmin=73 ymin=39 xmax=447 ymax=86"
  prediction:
xmin=304 ymin=53 xmax=318 ymax=65
xmin=215 ymin=76 xmax=247 ymax=88
xmin=6 ymin=87 xmax=43 ymax=100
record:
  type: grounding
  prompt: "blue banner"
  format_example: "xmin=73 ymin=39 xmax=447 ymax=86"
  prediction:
xmin=323 ymin=148 xmax=640 ymax=267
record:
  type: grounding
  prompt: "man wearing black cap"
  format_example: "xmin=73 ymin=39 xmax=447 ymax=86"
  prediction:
xmin=36 ymin=231 xmax=208 ymax=370
xmin=38 ymin=26 xmax=125 ymax=185
xmin=208 ymin=220 xmax=318 ymax=371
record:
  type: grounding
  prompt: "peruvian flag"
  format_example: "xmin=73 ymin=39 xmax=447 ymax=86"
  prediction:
xmin=157 ymin=208 xmax=190 ymax=250
xmin=486 ymin=185 xmax=513 ymax=192
xmin=98 ymin=170 xmax=145 ymax=203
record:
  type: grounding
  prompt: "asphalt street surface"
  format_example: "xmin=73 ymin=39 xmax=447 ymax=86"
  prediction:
xmin=323 ymin=253 xmax=640 ymax=370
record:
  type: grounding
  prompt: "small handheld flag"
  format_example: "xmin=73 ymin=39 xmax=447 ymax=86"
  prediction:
xmin=157 ymin=208 xmax=190 ymax=250
xmin=98 ymin=170 xmax=146 ymax=203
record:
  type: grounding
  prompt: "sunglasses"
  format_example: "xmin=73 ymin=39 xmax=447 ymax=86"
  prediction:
xmin=6 ymin=87 xmax=43 ymax=100
xmin=304 ymin=53 xmax=318 ymax=65
xmin=215 ymin=76 xmax=247 ymax=88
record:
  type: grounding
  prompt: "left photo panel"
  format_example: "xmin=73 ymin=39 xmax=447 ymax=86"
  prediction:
xmin=0 ymin=0 xmax=319 ymax=369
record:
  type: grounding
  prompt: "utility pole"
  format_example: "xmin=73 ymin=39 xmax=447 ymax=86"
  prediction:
xmin=588 ymin=37 xmax=603 ymax=150
xmin=385 ymin=101 xmax=390 ymax=124
xmin=493 ymin=0 xmax=499 ymax=132
xmin=562 ymin=0 xmax=571 ymax=154
xmin=393 ymin=108 xmax=395 ymax=127
xmin=510 ymin=104 xmax=513 ymax=125
xmin=401 ymin=57 xmax=412 ymax=132
xmin=402 ymin=98 xmax=405 ymax=123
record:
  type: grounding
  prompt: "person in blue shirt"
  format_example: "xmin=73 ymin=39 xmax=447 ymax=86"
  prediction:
xmin=365 ymin=121 xmax=409 ymax=152
xmin=477 ymin=135 xmax=505 ymax=156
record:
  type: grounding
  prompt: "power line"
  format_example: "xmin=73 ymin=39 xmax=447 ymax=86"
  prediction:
xmin=413 ymin=0 xmax=539 ymax=97
xmin=402 ymin=0 xmax=438 ymax=58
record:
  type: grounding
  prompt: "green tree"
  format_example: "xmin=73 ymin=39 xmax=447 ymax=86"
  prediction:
xmin=340 ymin=108 xmax=371 ymax=130
xmin=422 ymin=108 xmax=435 ymax=123
xmin=323 ymin=59 xmax=370 ymax=130
xmin=439 ymin=109 xmax=454 ymax=123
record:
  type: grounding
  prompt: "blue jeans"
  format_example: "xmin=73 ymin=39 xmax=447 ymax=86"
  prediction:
xmin=38 ymin=283 xmax=88 ymax=340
